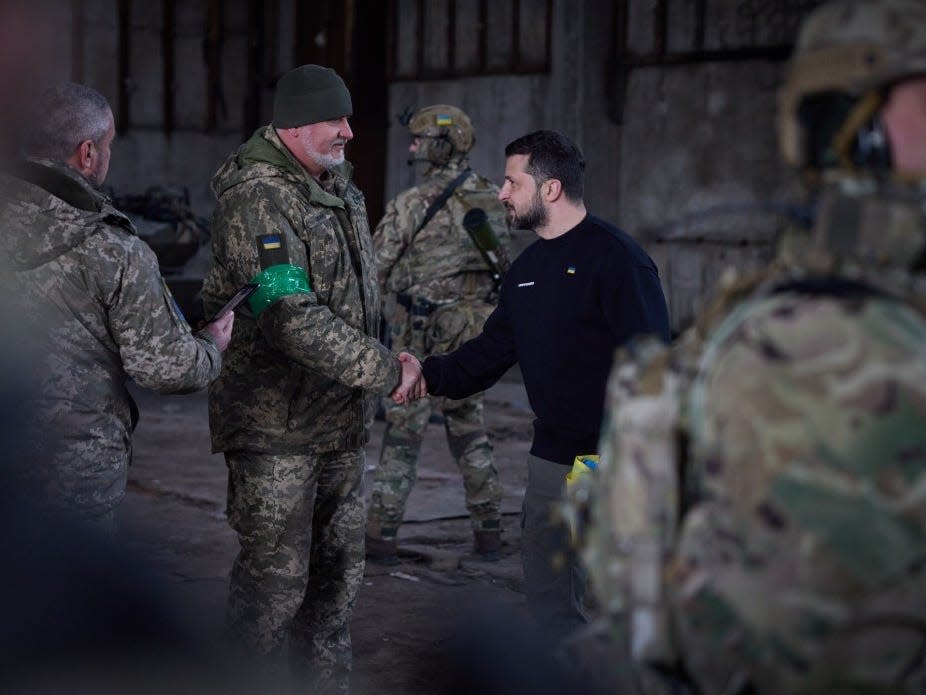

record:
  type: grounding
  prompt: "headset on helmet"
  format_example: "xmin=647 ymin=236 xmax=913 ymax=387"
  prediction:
xmin=407 ymin=104 xmax=475 ymax=166
xmin=778 ymin=0 xmax=926 ymax=171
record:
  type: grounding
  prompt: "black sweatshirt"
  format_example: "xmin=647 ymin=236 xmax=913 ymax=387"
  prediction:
xmin=423 ymin=214 xmax=671 ymax=466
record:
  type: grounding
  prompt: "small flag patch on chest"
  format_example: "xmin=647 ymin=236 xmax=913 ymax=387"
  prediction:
xmin=261 ymin=235 xmax=282 ymax=250
xmin=566 ymin=265 xmax=576 ymax=274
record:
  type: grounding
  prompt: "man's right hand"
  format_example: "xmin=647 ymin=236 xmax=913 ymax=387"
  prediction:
xmin=203 ymin=311 xmax=234 ymax=351
xmin=391 ymin=352 xmax=427 ymax=404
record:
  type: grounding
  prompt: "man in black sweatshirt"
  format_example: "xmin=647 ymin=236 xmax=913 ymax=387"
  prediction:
xmin=399 ymin=130 xmax=671 ymax=637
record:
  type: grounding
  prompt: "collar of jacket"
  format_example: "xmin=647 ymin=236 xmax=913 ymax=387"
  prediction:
xmin=1 ymin=159 xmax=135 ymax=270
xmin=8 ymin=158 xmax=131 ymax=232
xmin=15 ymin=158 xmax=108 ymax=212
xmin=235 ymin=125 xmax=354 ymax=209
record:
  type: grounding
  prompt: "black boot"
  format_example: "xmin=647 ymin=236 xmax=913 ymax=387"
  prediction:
xmin=365 ymin=534 xmax=400 ymax=565
xmin=473 ymin=529 xmax=502 ymax=561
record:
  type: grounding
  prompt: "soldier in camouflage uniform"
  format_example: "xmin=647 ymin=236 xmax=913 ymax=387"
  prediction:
xmin=202 ymin=65 xmax=419 ymax=691
xmin=0 ymin=83 xmax=230 ymax=529
xmin=575 ymin=1 xmax=926 ymax=692
xmin=366 ymin=105 xmax=511 ymax=562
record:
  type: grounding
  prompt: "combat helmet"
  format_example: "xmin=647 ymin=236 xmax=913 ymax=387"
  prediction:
xmin=407 ymin=104 xmax=474 ymax=167
xmin=778 ymin=0 xmax=926 ymax=171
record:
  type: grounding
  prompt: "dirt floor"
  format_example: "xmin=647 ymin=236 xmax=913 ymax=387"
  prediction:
xmin=118 ymin=372 xmax=541 ymax=694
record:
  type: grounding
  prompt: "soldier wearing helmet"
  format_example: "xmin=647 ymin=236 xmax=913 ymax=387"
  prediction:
xmin=406 ymin=104 xmax=476 ymax=174
xmin=571 ymin=1 xmax=926 ymax=692
xmin=366 ymin=104 xmax=512 ymax=563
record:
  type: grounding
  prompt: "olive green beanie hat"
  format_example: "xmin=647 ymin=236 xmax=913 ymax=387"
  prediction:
xmin=272 ymin=64 xmax=353 ymax=128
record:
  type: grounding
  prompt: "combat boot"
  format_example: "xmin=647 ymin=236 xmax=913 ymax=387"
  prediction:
xmin=365 ymin=534 xmax=400 ymax=566
xmin=473 ymin=529 xmax=502 ymax=561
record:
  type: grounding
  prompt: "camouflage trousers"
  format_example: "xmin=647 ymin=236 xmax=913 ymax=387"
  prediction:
xmin=224 ymin=449 xmax=366 ymax=693
xmin=367 ymin=393 xmax=501 ymax=537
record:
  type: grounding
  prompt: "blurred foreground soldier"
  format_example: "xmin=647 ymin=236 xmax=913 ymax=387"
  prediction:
xmin=417 ymin=130 xmax=671 ymax=639
xmin=580 ymin=1 xmax=926 ymax=692
xmin=366 ymin=105 xmax=511 ymax=564
xmin=203 ymin=64 xmax=421 ymax=691
xmin=0 ymin=83 xmax=231 ymax=529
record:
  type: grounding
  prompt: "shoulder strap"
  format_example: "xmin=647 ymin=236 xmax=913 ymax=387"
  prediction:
xmin=387 ymin=169 xmax=472 ymax=288
xmin=412 ymin=168 xmax=472 ymax=239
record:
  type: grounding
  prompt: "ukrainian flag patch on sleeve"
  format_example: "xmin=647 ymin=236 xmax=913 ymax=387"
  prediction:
xmin=255 ymin=233 xmax=290 ymax=269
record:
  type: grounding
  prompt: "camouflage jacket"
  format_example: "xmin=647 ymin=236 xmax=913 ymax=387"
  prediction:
xmin=203 ymin=126 xmax=400 ymax=455
xmin=374 ymin=158 xmax=511 ymax=356
xmin=579 ymin=174 xmax=926 ymax=694
xmin=0 ymin=159 xmax=222 ymax=519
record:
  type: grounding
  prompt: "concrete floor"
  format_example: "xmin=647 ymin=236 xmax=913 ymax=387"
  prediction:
xmin=118 ymin=374 xmax=539 ymax=694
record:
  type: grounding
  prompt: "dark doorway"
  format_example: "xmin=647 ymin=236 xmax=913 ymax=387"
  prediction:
xmin=294 ymin=0 xmax=390 ymax=225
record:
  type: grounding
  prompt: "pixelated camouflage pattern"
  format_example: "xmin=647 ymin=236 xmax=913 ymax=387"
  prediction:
xmin=368 ymin=394 xmax=501 ymax=535
xmin=368 ymin=158 xmax=510 ymax=536
xmin=0 ymin=160 xmax=221 ymax=520
xmin=203 ymin=126 xmax=400 ymax=455
xmin=578 ymin=172 xmax=926 ymax=694
xmin=225 ymin=449 xmax=365 ymax=693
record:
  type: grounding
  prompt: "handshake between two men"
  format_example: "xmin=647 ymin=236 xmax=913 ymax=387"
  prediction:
xmin=391 ymin=352 xmax=427 ymax=405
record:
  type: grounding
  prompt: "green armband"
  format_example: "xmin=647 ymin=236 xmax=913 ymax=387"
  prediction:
xmin=248 ymin=264 xmax=312 ymax=317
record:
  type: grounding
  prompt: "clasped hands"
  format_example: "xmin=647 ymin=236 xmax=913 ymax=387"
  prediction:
xmin=391 ymin=352 xmax=427 ymax=405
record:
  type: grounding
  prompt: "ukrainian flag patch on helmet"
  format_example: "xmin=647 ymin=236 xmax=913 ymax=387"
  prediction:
xmin=436 ymin=114 xmax=453 ymax=126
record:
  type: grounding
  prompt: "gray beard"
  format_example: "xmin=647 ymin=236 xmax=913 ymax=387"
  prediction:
xmin=308 ymin=149 xmax=345 ymax=172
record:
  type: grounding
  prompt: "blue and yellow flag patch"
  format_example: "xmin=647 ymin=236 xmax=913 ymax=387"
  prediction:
xmin=256 ymin=233 xmax=290 ymax=269
xmin=566 ymin=265 xmax=576 ymax=275
xmin=261 ymin=235 xmax=282 ymax=250
xmin=436 ymin=114 xmax=453 ymax=126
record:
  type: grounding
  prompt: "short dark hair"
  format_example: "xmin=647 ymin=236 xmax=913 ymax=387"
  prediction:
xmin=504 ymin=130 xmax=585 ymax=202
xmin=23 ymin=83 xmax=112 ymax=162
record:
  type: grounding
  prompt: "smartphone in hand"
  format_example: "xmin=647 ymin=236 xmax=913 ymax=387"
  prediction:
xmin=206 ymin=283 xmax=259 ymax=323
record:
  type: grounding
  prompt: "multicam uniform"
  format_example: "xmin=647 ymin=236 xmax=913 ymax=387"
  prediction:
xmin=580 ymin=175 xmax=926 ymax=694
xmin=367 ymin=157 xmax=511 ymax=539
xmin=203 ymin=126 xmax=400 ymax=685
xmin=1 ymin=159 xmax=222 ymax=524
xmin=575 ymin=2 xmax=926 ymax=690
